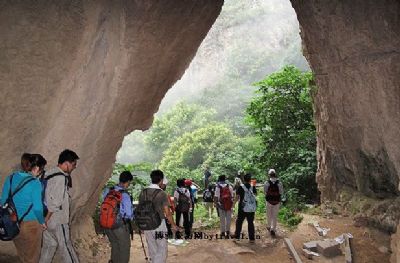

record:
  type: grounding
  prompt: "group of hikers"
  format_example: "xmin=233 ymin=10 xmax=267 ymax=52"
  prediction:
xmin=0 ymin=150 xmax=80 ymax=263
xmin=0 ymin=150 xmax=284 ymax=263
xmin=100 ymin=168 xmax=284 ymax=263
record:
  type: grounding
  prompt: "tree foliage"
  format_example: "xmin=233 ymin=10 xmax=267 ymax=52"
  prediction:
xmin=246 ymin=65 xmax=317 ymax=201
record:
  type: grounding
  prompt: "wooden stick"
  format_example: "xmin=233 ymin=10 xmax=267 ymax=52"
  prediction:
xmin=284 ymin=238 xmax=303 ymax=263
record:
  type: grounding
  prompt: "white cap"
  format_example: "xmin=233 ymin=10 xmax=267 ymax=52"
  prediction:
xmin=268 ymin=169 xmax=276 ymax=175
xmin=162 ymin=177 xmax=168 ymax=185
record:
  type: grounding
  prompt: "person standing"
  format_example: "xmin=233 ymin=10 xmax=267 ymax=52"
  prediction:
xmin=40 ymin=149 xmax=80 ymax=263
xmin=202 ymin=184 xmax=215 ymax=219
xmin=174 ymin=179 xmax=191 ymax=239
xmin=139 ymin=170 xmax=179 ymax=263
xmin=234 ymin=173 xmax=257 ymax=243
xmin=101 ymin=171 xmax=134 ymax=263
xmin=214 ymin=175 xmax=234 ymax=238
xmin=203 ymin=167 xmax=212 ymax=189
xmin=264 ymin=169 xmax=284 ymax=237
xmin=0 ymin=154 xmax=47 ymax=263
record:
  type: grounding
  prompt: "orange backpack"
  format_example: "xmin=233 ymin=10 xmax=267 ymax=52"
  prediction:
xmin=99 ymin=188 xmax=125 ymax=229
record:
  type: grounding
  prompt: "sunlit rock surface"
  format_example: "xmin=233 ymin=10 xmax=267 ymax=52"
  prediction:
xmin=291 ymin=0 xmax=400 ymax=261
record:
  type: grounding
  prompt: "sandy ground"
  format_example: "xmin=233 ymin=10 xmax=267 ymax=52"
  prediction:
xmin=0 ymin=213 xmax=392 ymax=263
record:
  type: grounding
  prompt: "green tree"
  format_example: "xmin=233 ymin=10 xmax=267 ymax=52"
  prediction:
xmin=144 ymin=102 xmax=217 ymax=161
xmin=246 ymin=65 xmax=317 ymax=201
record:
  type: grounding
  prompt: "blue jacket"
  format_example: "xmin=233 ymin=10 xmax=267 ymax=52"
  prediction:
xmin=102 ymin=185 xmax=134 ymax=220
xmin=1 ymin=171 xmax=45 ymax=224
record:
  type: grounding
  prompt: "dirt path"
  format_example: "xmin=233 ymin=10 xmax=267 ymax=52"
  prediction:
xmin=0 ymin=213 xmax=392 ymax=262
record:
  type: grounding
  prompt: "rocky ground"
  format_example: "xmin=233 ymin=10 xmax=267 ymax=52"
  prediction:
xmin=0 ymin=212 xmax=392 ymax=263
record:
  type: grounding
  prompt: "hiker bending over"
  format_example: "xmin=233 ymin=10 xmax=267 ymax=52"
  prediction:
xmin=0 ymin=154 xmax=47 ymax=263
xmin=101 ymin=171 xmax=134 ymax=263
xmin=136 ymin=170 xmax=179 ymax=263
xmin=40 ymin=149 xmax=80 ymax=263
xmin=174 ymin=179 xmax=191 ymax=239
xmin=264 ymin=169 xmax=284 ymax=237
xmin=234 ymin=173 xmax=257 ymax=243
xmin=214 ymin=175 xmax=234 ymax=238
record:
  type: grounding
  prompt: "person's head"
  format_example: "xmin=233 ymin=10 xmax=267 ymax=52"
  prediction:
xmin=268 ymin=168 xmax=276 ymax=178
xmin=119 ymin=171 xmax=133 ymax=189
xmin=58 ymin=149 xmax=79 ymax=174
xmin=177 ymin=178 xmax=185 ymax=188
xmin=28 ymin=154 xmax=47 ymax=177
xmin=184 ymin=179 xmax=192 ymax=187
xmin=243 ymin=173 xmax=252 ymax=183
xmin=218 ymin=175 xmax=226 ymax=182
xmin=150 ymin=169 xmax=164 ymax=186
xmin=21 ymin=153 xmax=31 ymax=172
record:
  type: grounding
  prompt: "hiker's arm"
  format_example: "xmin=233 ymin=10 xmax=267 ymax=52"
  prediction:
xmin=32 ymin=180 xmax=45 ymax=224
xmin=121 ymin=193 xmax=134 ymax=220
xmin=45 ymin=176 xmax=65 ymax=221
xmin=0 ymin=176 xmax=10 ymax=205
xmin=279 ymin=182 xmax=284 ymax=195
xmin=264 ymin=183 xmax=269 ymax=195
xmin=164 ymin=205 xmax=179 ymax=231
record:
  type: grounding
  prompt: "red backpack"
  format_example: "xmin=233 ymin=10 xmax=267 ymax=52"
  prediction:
xmin=99 ymin=188 xmax=125 ymax=229
xmin=219 ymin=184 xmax=233 ymax=210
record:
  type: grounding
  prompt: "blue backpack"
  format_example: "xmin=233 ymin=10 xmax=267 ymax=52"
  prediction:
xmin=40 ymin=172 xmax=65 ymax=217
xmin=0 ymin=173 xmax=35 ymax=241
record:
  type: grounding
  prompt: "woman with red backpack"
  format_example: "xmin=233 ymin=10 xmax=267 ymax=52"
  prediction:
xmin=214 ymin=175 xmax=234 ymax=239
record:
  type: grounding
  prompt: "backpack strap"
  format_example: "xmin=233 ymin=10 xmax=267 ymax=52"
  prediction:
xmin=45 ymin=172 xmax=65 ymax=181
xmin=10 ymin=176 xmax=36 ymax=199
xmin=18 ymin=204 xmax=33 ymax=223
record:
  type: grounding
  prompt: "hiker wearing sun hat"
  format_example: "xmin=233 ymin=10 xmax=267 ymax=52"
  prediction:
xmin=264 ymin=168 xmax=283 ymax=237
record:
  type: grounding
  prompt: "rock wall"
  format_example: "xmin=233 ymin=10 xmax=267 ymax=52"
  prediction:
xmin=0 ymin=0 xmax=222 ymax=229
xmin=291 ymin=0 xmax=400 ymax=261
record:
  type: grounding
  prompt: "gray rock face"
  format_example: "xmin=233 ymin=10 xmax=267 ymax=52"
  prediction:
xmin=291 ymin=0 xmax=400 ymax=261
xmin=0 ymin=0 xmax=223 ymax=226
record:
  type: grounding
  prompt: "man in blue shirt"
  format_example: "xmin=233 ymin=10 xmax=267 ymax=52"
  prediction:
xmin=102 ymin=171 xmax=134 ymax=263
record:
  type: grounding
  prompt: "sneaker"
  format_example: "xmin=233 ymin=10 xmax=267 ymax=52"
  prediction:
xmin=270 ymin=230 xmax=276 ymax=237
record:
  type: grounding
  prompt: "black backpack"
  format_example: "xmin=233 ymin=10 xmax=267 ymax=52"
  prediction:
xmin=203 ymin=189 xmax=213 ymax=202
xmin=176 ymin=189 xmax=190 ymax=212
xmin=135 ymin=188 xmax=162 ymax=230
xmin=0 ymin=173 xmax=35 ymax=241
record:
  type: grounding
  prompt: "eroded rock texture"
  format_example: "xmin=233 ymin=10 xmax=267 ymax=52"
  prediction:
xmin=291 ymin=0 xmax=400 ymax=261
xmin=0 ymin=0 xmax=222 ymax=236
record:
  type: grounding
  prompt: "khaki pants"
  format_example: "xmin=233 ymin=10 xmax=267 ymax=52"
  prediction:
xmin=105 ymin=224 xmax=131 ymax=263
xmin=14 ymin=221 xmax=42 ymax=263
xmin=266 ymin=202 xmax=280 ymax=231
xmin=203 ymin=202 xmax=214 ymax=218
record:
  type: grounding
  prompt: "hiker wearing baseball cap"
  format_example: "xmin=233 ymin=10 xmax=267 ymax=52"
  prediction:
xmin=264 ymin=169 xmax=283 ymax=237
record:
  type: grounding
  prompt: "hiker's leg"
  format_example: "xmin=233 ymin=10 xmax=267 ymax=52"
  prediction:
xmin=13 ymin=221 xmax=42 ymax=263
xmin=234 ymin=209 xmax=245 ymax=239
xmin=266 ymin=202 xmax=273 ymax=229
xmin=183 ymin=212 xmax=191 ymax=238
xmin=152 ymin=220 xmax=168 ymax=263
xmin=271 ymin=204 xmax=280 ymax=231
xmin=105 ymin=229 xmax=119 ymax=263
xmin=144 ymin=230 xmax=157 ymax=262
xmin=39 ymin=228 xmax=58 ymax=263
xmin=175 ymin=210 xmax=182 ymax=239
xmin=247 ymin=212 xmax=255 ymax=241
xmin=55 ymin=224 xmax=80 ymax=263
xmin=219 ymin=208 xmax=226 ymax=234
xmin=109 ymin=225 xmax=130 ymax=263
xmin=225 ymin=210 xmax=232 ymax=234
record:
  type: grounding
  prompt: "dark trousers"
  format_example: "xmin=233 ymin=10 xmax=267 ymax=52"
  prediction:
xmin=175 ymin=210 xmax=190 ymax=239
xmin=105 ymin=224 xmax=131 ymax=263
xmin=234 ymin=210 xmax=255 ymax=240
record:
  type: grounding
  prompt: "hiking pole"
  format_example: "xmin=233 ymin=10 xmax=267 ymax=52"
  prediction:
xmin=138 ymin=230 xmax=149 ymax=262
